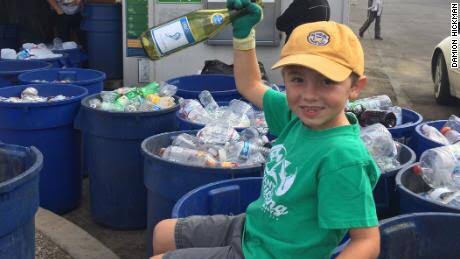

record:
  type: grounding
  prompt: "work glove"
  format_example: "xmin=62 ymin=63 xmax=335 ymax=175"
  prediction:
xmin=226 ymin=0 xmax=263 ymax=50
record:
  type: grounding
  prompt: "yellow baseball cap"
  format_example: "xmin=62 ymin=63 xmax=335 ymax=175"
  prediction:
xmin=272 ymin=21 xmax=364 ymax=82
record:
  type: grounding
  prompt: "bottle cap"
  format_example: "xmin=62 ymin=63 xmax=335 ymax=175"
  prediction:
xmin=412 ymin=164 xmax=422 ymax=175
xmin=440 ymin=126 xmax=451 ymax=135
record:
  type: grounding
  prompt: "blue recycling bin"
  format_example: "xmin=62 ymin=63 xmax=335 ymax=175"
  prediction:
xmin=141 ymin=130 xmax=264 ymax=256
xmin=388 ymin=108 xmax=423 ymax=145
xmin=395 ymin=163 xmax=460 ymax=214
xmin=18 ymin=68 xmax=105 ymax=95
xmin=408 ymin=120 xmax=447 ymax=160
xmin=75 ymin=93 xmax=180 ymax=230
xmin=331 ymin=212 xmax=460 ymax=259
xmin=0 ymin=143 xmax=43 ymax=259
xmin=0 ymin=84 xmax=88 ymax=214
xmin=80 ymin=3 xmax=122 ymax=79
xmin=53 ymin=47 xmax=88 ymax=68
xmin=172 ymin=177 xmax=262 ymax=218
xmin=373 ymin=143 xmax=416 ymax=218
xmin=0 ymin=60 xmax=52 ymax=87
xmin=166 ymin=75 xmax=242 ymax=103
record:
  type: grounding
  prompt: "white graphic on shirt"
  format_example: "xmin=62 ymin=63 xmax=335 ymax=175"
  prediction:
xmin=262 ymin=144 xmax=297 ymax=219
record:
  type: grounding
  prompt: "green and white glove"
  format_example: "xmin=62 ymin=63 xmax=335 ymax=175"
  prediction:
xmin=226 ymin=0 xmax=263 ymax=50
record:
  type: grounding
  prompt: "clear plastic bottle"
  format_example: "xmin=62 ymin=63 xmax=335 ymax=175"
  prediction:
xmin=100 ymin=91 xmax=119 ymax=103
xmin=348 ymin=95 xmax=393 ymax=111
xmin=229 ymin=99 xmax=253 ymax=115
xmin=224 ymin=141 xmax=270 ymax=161
xmin=416 ymin=143 xmax=460 ymax=190
xmin=88 ymin=98 xmax=102 ymax=109
xmin=178 ymin=98 xmax=210 ymax=123
xmin=198 ymin=90 xmax=219 ymax=113
xmin=197 ymin=124 xmax=240 ymax=145
xmin=160 ymin=146 xmax=217 ymax=167
xmin=420 ymin=123 xmax=450 ymax=145
xmin=138 ymin=98 xmax=161 ymax=112
xmin=387 ymin=106 xmax=403 ymax=126
xmin=240 ymin=127 xmax=269 ymax=147
xmin=443 ymin=115 xmax=460 ymax=132
xmin=53 ymin=37 xmax=63 ymax=50
xmin=441 ymin=127 xmax=460 ymax=144
xmin=158 ymin=82 xmax=178 ymax=97
xmin=360 ymin=123 xmax=398 ymax=158
xmin=171 ymin=133 xmax=200 ymax=149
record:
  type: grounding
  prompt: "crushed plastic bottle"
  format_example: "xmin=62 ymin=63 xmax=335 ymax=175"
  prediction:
xmin=171 ymin=133 xmax=200 ymax=149
xmin=158 ymin=82 xmax=178 ymax=97
xmin=420 ymin=123 xmax=450 ymax=145
xmin=441 ymin=127 xmax=460 ymax=144
xmin=415 ymin=143 xmax=460 ymax=190
xmin=0 ymin=87 xmax=69 ymax=103
xmin=443 ymin=115 xmax=460 ymax=132
xmin=160 ymin=146 xmax=218 ymax=167
xmin=224 ymin=141 xmax=270 ymax=162
xmin=360 ymin=123 xmax=400 ymax=171
xmin=197 ymin=124 xmax=240 ymax=145
xmin=348 ymin=95 xmax=393 ymax=112
xmin=198 ymin=90 xmax=219 ymax=113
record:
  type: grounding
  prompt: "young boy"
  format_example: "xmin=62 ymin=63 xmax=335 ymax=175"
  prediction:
xmin=151 ymin=1 xmax=381 ymax=258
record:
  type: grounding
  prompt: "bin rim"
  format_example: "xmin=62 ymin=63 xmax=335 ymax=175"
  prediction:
xmin=378 ymin=211 xmax=460 ymax=226
xmin=171 ymin=176 xmax=263 ymax=218
xmin=80 ymin=93 xmax=180 ymax=117
xmin=390 ymin=107 xmax=424 ymax=129
xmin=18 ymin=68 xmax=107 ymax=86
xmin=395 ymin=162 xmax=460 ymax=211
xmin=381 ymin=143 xmax=416 ymax=177
xmin=166 ymin=74 xmax=238 ymax=96
xmin=141 ymin=130 xmax=264 ymax=172
xmin=0 ymin=144 xmax=43 ymax=193
xmin=0 ymin=83 xmax=88 ymax=108
xmin=414 ymin=120 xmax=448 ymax=144
xmin=175 ymin=110 xmax=248 ymax=131
xmin=0 ymin=60 xmax=53 ymax=75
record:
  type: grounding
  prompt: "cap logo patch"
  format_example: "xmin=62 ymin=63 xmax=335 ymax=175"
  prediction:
xmin=307 ymin=31 xmax=330 ymax=46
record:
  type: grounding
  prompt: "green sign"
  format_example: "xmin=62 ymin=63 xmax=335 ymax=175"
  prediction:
xmin=158 ymin=0 xmax=201 ymax=3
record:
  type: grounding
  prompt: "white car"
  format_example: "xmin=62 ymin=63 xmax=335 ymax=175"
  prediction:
xmin=432 ymin=36 xmax=460 ymax=104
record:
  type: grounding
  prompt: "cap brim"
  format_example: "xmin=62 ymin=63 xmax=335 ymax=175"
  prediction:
xmin=271 ymin=54 xmax=352 ymax=82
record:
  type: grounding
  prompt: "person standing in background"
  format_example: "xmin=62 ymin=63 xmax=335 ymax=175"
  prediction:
xmin=276 ymin=0 xmax=330 ymax=43
xmin=47 ymin=0 xmax=86 ymax=48
xmin=359 ymin=0 xmax=383 ymax=40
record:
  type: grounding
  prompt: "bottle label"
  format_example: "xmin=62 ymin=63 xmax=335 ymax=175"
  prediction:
xmin=151 ymin=17 xmax=196 ymax=55
xmin=239 ymin=142 xmax=250 ymax=160
xmin=211 ymin=13 xmax=224 ymax=25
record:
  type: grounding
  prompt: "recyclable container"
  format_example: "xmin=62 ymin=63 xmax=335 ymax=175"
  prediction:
xmin=0 ymin=60 xmax=52 ymax=87
xmin=0 ymin=84 xmax=88 ymax=214
xmin=395 ymin=163 xmax=460 ymax=214
xmin=142 ymin=130 xmax=264 ymax=256
xmin=19 ymin=68 xmax=105 ymax=95
xmin=53 ymin=47 xmax=88 ymax=68
xmin=75 ymin=93 xmax=180 ymax=229
xmin=80 ymin=3 xmax=122 ymax=79
xmin=331 ymin=212 xmax=460 ymax=259
xmin=373 ymin=143 xmax=416 ymax=218
xmin=388 ymin=108 xmax=423 ymax=144
xmin=408 ymin=120 xmax=447 ymax=160
xmin=0 ymin=142 xmax=43 ymax=259
xmin=166 ymin=75 xmax=242 ymax=103
xmin=172 ymin=177 xmax=262 ymax=218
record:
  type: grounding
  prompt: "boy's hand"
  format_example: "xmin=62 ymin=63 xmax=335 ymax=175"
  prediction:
xmin=226 ymin=0 xmax=263 ymax=39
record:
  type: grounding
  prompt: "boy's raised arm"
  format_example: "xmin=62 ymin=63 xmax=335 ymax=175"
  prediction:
xmin=228 ymin=0 xmax=269 ymax=109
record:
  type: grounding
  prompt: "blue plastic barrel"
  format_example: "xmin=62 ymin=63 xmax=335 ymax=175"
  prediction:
xmin=53 ymin=47 xmax=88 ymax=68
xmin=75 ymin=93 xmax=180 ymax=229
xmin=408 ymin=120 xmax=447 ymax=160
xmin=141 ymin=131 xmax=264 ymax=256
xmin=395 ymin=163 xmax=460 ymax=214
xmin=0 ymin=84 xmax=88 ymax=214
xmin=331 ymin=212 xmax=460 ymax=259
xmin=80 ymin=3 xmax=122 ymax=79
xmin=0 ymin=24 xmax=18 ymax=49
xmin=388 ymin=108 xmax=423 ymax=145
xmin=373 ymin=143 xmax=416 ymax=218
xmin=18 ymin=68 xmax=106 ymax=95
xmin=0 ymin=60 xmax=52 ymax=87
xmin=0 ymin=142 xmax=43 ymax=259
xmin=166 ymin=75 xmax=242 ymax=103
xmin=172 ymin=177 xmax=262 ymax=218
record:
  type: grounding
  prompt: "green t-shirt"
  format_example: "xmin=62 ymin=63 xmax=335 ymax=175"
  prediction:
xmin=242 ymin=89 xmax=381 ymax=259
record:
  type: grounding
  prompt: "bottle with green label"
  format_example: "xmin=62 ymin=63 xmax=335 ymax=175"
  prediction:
xmin=140 ymin=0 xmax=263 ymax=60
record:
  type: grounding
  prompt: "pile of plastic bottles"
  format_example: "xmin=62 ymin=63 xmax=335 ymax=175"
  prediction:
xmin=159 ymin=124 xmax=271 ymax=168
xmin=0 ymin=87 xmax=68 ymax=103
xmin=30 ymin=79 xmax=73 ymax=84
xmin=360 ymin=123 xmax=401 ymax=172
xmin=178 ymin=90 xmax=268 ymax=133
xmin=419 ymin=115 xmax=460 ymax=145
xmin=0 ymin=38 xmax=77 ymax=60
xmin=88 ymin=82 xmax=177 ymax=112
xmin=412 ymin=115 xmax=460 ymax=208
xmin=347 ymin=95 xmax=406 ymax=128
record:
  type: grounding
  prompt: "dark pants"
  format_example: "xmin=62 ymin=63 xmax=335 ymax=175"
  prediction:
xmin=359 ymin=11 xmax=381 ymax=38
xmin=54 ymin=12 xmax=86 ymax=49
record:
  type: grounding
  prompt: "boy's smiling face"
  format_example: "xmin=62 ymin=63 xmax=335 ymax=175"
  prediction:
xmin=283 ymin=65 xmax=366 ymax=130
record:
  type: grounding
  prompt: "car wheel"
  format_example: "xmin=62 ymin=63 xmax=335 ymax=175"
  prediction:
xmin=434 ymin=53 xmax=455 ymax=105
